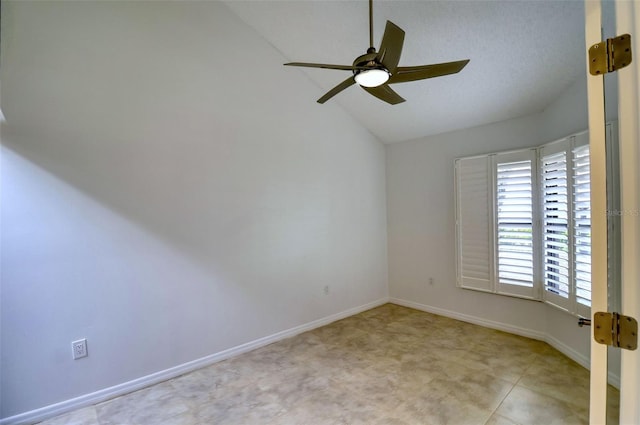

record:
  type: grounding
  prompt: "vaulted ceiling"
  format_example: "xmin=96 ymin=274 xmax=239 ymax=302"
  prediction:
xmin=226 ymin=1 xmax=586 ymax=144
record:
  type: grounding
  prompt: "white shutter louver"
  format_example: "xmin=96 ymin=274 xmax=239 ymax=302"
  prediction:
xmin=454 ymin=129 xmax=594 ymax=311
xmin=496 ymin=160 xmax=534 ymax=287
xmin=573 ymin=144 xmax=592 ymax=307
xmin=542 ymin=150 xmax=571 ymax=306
xmin=455 ymin=156 xmax=492 ymax=291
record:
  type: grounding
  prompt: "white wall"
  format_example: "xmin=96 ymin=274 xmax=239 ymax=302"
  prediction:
xmin=0 ymin=1 xmax=388 ymax=419
xmin=387 ymin=114 xmax=547 ymax=335
xmin=539 ymin=76 xmax=588 ymax=143
xmin=387 ymin=76 xmax=597 ymax=363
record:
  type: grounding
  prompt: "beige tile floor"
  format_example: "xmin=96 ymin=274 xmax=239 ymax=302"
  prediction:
xmin=38 ymin=304 xmax=620 ymax=425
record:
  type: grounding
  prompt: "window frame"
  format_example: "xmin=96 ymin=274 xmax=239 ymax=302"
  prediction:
xmin=454 ymin=129 xmax=593 ymax=317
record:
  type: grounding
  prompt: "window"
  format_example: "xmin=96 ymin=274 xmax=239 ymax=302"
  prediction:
xmin=541 ymin=146 xmax=570 ymax=308
xmin=538 ymin=134 xmax=591 ymax=317
xmin=455 ymin=131 xmax=591 ymax=316
xmin=494 ymin=151 xmax=537 ymax=299
xmin=573 ymin=143 xmax=592 ymax=314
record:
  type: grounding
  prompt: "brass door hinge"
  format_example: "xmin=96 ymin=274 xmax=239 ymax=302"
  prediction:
xmin=593 ymin=312 xmax=638 ymax=350
xmin=589 ymin=34 xmax=632 ymax=75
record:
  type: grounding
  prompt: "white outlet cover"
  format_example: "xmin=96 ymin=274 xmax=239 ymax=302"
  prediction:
xmin=72 ymin=339 xmax=88 ymax=360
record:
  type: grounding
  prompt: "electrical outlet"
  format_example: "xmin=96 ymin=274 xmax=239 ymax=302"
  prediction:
xmin=323 ymin=285 xmax=330 ymax=295
xmin=429 ymin=277 xmax=434 ymax=285
xmin=72 ymin=339 xmax=88 ymax=360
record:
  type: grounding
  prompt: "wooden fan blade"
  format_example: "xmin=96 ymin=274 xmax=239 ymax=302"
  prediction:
xmin=388 ymin=59 xmax=470 ymax=84
xmin=376 ymin=21 xmax=405 ymax=73
xmin=317 ymin=77 xmax=356 ymax=104
xmin=362 ymin=84 xmax=405 ymax=105
xmin=285 ymin=62 xmax=355 ymax=71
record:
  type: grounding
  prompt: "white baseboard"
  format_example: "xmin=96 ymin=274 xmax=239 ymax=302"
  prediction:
xmin=390 ymin=297 xmax=622 ymax=389
xmin=1 ymin=298 xmax=389 ymax=425
xmin=544 ymin=333 xmax=590 ymax=369
xmin=389 ymin=297 xmax=546 ymax=340
xmin=5 ymin=296 xmax=620 ymax=424
xmin=543 ymin=334 xmax=621 ymax=389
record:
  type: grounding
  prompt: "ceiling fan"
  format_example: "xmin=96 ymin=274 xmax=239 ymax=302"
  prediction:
xmin=284 ymin=0 xmax=470 ymax=105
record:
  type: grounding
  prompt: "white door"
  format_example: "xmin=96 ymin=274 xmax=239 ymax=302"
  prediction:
xmin=586 ymin=1 xmax=640 ymax=424
xmin=615 ymin=2 xmax=640 ymax=423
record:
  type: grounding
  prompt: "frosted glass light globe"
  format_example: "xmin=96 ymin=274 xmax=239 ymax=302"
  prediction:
xmin=354 ymin=69 xmax=390 ymax=87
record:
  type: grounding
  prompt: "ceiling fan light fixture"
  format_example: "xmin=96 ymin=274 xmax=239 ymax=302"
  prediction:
xmin=354 ymin=68 xmax=390 ymax=87
xmin=284 ymin=0 xmax=469 ymax=104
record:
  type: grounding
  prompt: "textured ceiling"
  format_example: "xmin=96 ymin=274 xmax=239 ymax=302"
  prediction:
xmin=226 ymin=1 xmax=586 ymax=144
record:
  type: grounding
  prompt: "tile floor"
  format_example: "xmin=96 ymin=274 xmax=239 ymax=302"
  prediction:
xmin=38 ymin=304 xmax=619 ymax=425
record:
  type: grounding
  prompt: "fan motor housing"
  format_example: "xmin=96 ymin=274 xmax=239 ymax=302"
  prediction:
xmin=353 ymin=52 xmax=379 ymax=70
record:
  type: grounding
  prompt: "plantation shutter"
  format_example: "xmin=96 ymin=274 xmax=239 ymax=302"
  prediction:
xmin=573 ymin=136 xmax=592 ymax=317
xmin=541 ymin=140 xmax=572 ymax=311
xmin=494 ymin=150 xmax=537 ymax=298
xmin=454 ymin=128 xmax=595 ymax=310
xmin=455 ymin=156 xmax=493 ymax=292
